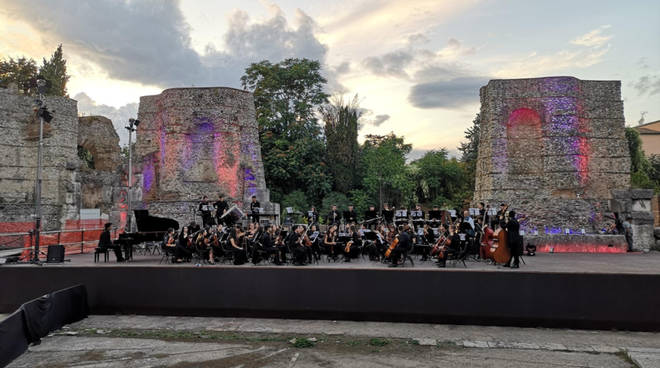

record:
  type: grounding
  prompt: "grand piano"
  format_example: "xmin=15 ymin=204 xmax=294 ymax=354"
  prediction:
xmin=116 ymin=210 xmax=179 ymax=255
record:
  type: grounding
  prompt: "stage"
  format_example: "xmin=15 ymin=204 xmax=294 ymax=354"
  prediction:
xmin=1 ymin=252 xmax=660 ymax=331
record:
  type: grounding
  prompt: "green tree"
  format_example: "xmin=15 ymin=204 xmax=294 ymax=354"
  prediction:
xmin=411 ymin=149 xmax=470 ymax=208
xmin=280 ymin=190 xmax=309 ymax=219
xmin=458 ymin=113 xmax=481 ymax=192
xmin=39 ymin=44 xmax=70 ymax=96
xmin=0 ymin=56 xmax=38 ymax=94
xmin=321 ymin=95 xmax=361 ymax=193
xmin=241 ymin=59 xmax=332 ymax=203
xmin=361 ymin=133 xmax=414 ymax=210
xmin=625 ymin=127 xmax=655 ymax=189
xmin=320 ymin=191 xmax=349 ymax=221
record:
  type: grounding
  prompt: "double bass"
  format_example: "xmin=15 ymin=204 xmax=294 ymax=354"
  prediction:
xmin=485 ymin=227 xmax=510 ymax=264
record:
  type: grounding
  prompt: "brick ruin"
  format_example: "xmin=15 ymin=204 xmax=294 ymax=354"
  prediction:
xmin=135 ymin=87 xmax=278 ymax=226
xmin=474 ymin=76 xmax=654 ymax=250
xmin=0 ymin=86 xmax=125 ymax=232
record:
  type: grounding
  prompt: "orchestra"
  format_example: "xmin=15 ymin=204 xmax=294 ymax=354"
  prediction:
xmin=142 ymin=196 xmax=526 ymax=269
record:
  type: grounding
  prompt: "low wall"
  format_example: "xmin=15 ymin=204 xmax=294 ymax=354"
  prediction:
xmin=1 ymin=266 xmax=659 ymax=331
xmin=525 ymin=234 xmax=628 ymax=253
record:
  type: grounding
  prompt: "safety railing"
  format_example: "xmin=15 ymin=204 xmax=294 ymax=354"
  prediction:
xmin=0 ymin=228 xmax=121 ymax=260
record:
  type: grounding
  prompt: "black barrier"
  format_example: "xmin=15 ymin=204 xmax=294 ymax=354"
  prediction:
xmin=0 ymin=268 xmax=659 ymax=331
xmin=0 ymin=284 xmax=88 ymax=367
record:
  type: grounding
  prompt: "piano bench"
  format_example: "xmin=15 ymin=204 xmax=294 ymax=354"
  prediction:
xmin=94 ymin=247 xmax=110 ymax=263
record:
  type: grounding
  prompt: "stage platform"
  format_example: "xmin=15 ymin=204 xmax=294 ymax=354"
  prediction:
xmin=2 ymin=252 xmax=660 ymax=331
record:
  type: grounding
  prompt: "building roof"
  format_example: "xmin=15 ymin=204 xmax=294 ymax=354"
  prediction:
xmin=634 ymin=120 xmax=660 ymax=134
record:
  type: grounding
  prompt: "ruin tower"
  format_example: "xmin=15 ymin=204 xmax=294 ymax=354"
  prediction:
xmin=135 ymin=87 xmax=277 ymax=225
xmin=474 ymin=77 xmax=631 ymax=233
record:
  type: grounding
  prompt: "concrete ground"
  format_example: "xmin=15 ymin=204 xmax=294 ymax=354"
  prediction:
xmin=8 ymin=250 xmax=660 ymax=275
xmin=7 ymin=315 xmax=660 ymax=367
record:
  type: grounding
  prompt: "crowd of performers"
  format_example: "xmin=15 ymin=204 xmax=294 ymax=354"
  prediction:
xmin=159 ymin=200 xmax=525 ymax=268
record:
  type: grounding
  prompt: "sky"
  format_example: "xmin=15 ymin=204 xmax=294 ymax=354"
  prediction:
xmin=0 ymin=0 xmax=658 ymax=159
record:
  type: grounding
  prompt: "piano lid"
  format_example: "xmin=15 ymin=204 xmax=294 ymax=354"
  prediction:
xmin=134 ymin=209 xmax=179 ymax=232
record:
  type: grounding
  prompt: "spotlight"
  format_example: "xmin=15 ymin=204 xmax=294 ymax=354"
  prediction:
xmin=38 ymin=107 xmax=53 ymax=123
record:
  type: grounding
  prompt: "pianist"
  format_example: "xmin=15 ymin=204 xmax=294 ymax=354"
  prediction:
xmin=98 ymin=222 xmax=124 ymax=262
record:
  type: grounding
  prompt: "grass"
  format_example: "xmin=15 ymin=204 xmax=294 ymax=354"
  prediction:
xmin=368 ymin=338 xmax=390 ymax=347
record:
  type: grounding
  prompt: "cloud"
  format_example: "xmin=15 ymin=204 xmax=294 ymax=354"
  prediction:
xmin=75 ymin=92 xmax=138 ymax=146
xmin=408 ymin=77 xmax=487 ymax=109
xmin=633 ymin=75 xmax=660 ymax=96
xmin=570 ymin=25 xmax=612 ymax=48
xmin=371 ymin=114 xmax=391 ymax=127
xmin=0 ymin=0 xmax=331 ymax=90
xmin=362 ymin=50 xmax=414 ymax=79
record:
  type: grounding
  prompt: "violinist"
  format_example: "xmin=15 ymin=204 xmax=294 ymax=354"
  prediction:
xmin=274 ymin=227 xmax=288 ymax=264
xmin=229 ymin=225 xmax=247 ymax=265
xmin=420 ymin=224 xmax=435 ymax=261
xmin=175 ymin=226 xmax=192 ymax=263
xmin=324 ymin=224 xmax=339 ymax=261
xmin=389 ymin=224 xmax=412 ymax=267
xmin=497 ymin=203 xmax=508 ymax=229
xmin=307 ymin=224 xmax=321 ymax=262
xmin=288 ymin=225 xmax=306 ymax=265
xmin=262 ymin=225 xmax=282 ymax=265
xmin=343 ymin=225 xmax=361 ymax=262
xmin=432 ymin=225 xmax=450 ymax=267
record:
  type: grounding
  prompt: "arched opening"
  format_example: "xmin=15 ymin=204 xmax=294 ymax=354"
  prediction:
xmin=506 ymin=108 xmax=543 ymax=176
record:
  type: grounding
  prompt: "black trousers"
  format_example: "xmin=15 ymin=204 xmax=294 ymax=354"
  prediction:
xmin=174 ymin=244 xmax=192 ymax=260
xmin=102 ymin=245 xmax=124 ymax=262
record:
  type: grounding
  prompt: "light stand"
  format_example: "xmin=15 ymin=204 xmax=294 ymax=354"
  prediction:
xmin=32 ymin=79 xmax=51 ymax=264
xmin=125 ymin=118 xmax=139 ymax=232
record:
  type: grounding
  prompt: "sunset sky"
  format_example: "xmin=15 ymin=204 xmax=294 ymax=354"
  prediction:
xmin=1 ymin=0 xmax=658 ymax=158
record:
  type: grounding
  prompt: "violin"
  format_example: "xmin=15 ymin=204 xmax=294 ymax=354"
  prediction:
xmin=166 ymin=234 xmax=175 ymax=247
xmin=430 ymin=235 xmax=448 ymax=257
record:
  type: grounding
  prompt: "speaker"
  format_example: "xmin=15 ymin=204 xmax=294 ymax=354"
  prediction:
xmin=46 ymin=245 xmax=65 ymax=263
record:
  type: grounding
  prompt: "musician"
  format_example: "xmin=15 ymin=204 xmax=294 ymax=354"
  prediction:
xmin=175 ymin=226 xmax=192 ymax=263
xmin=214 ymin=194 xmax=229 ymax=225
xmin=323 ymin=224 xmax=339 ymax=260
xmin=479 ymin=222 xmax=494 ymax=260
xmin=274 ymin=227 xmax=288 ymax=264
xmin=260 ymin=225 xmax=282 ymax=265
xmin=307 ymin=224 xmax=321 ymax=262
xmin=98 ymin=222 xmax=124 ymax=262
xmin=497 ymin=203 xmax=508 ymax=229
xmin=390 ymin=224 xmax=412 ymax=267
xmin=364 ymin=205 xmax=378 ymax=229
xmin=504 ymin=211 xmax=523 ymax=268
xmin=229 ymin=225 xmax=247 ymax=265
xmin=307 ymin=206 xmax=319 ymax=226
xmin=343 ymin=225 xmax=361 ymax=262
xmin=420 ymin=224 xmax=435 ymax=261
xmin=188 ymin=221 xmax=201 ymax=234
xmin=199 ymin=196 xmax=214 ymax=228
xmin=428 ymin=205 xmax=442 ymax=226
xmin=432 ymin=225 xmax=450 ymax=267
xmin=381 ymin=203 xmax=394 ymax=225
xmin=249 ymin=196 xmax=261 ymax=224
xmin=288 ymin=225 xmax=306 ymax=265
xmin=327 ymin=205 xmax=341 ymax=226
xmin=344 ymin=205 xmax=357 ymax=225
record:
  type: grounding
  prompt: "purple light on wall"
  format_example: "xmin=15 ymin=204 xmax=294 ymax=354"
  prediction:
xmin=143 ymin=159 xmax=154 ymax=193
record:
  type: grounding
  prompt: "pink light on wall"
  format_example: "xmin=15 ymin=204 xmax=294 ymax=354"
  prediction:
xmin=213 ymin=131 xmax=240 ymax=199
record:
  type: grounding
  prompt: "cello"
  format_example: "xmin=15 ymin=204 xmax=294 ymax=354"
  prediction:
xmin=384 ymin=236 xmax=399 ymax=259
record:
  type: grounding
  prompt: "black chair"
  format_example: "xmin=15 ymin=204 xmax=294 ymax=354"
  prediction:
xmin=159 ymin=243 xmax=175 ymax=264
xmin=93 ymin=247 xmax=109 ymax=263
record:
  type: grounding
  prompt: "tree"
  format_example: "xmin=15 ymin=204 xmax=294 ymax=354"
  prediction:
xmin=625 ymin=127 xmax=655 ymax=189
xmin=411 ymin=149 xmax=470 ymax=208
xmin=361 ymin=133 xmax=414 ymax=210
xmin=39 ymin=44 xmax=70 ymax=96
xmin=241 ymin=59 xmax=332 ymax=203
xmin=458 ymin=113 xmax=481 ymax=192
xmin=0 ymin=56 xmax=38 ymax=94
xmin=321 ymin=95 xmax=361 ymax=193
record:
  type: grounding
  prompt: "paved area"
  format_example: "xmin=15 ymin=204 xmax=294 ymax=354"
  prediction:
xmin=6 ymin=250 xmax=660 ymax=274
xmin=7 ymin=315 xmax=660 ymax=367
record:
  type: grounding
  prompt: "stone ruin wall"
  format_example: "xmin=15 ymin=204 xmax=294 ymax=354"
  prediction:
xmin=0 ymin=87 xmax=81 ymax=230
xmin=474 ymin=77 xmax=631 ymax=233
xmin=0 ymin=86 xmax=126 ymax=232
xmin=135 ymin=87 xmax=277 ymax=227
xmin=77 ymin=115 xmax=125 ymax=225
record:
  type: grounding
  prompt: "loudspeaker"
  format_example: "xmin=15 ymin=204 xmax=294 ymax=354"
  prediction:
xmin=46 ymin=245 xmax=65 ymax=263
